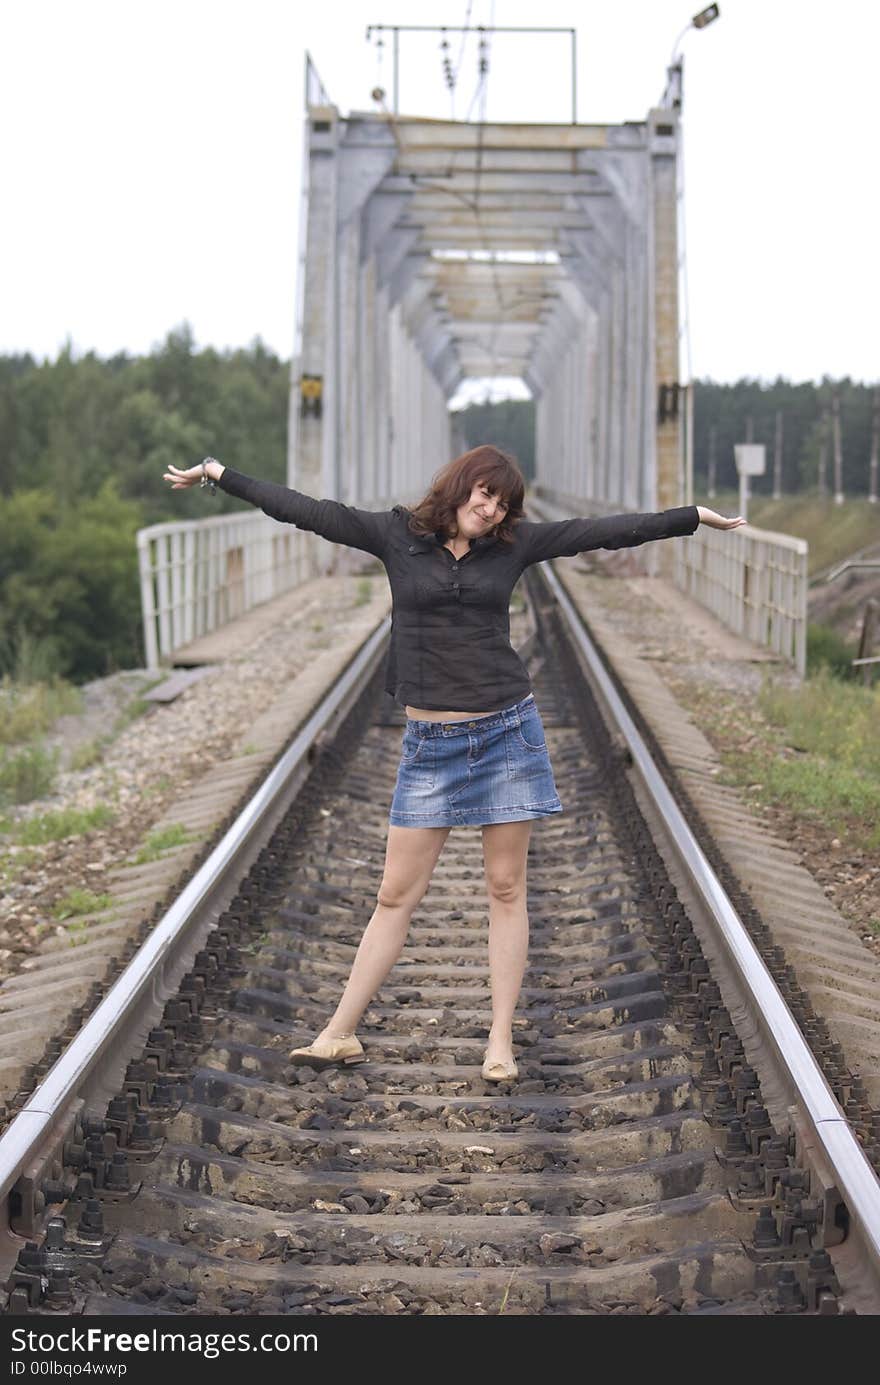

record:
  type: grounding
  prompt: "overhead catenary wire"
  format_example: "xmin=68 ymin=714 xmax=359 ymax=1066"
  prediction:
xmin=470 ymin=5 xmax=507 ymax=385
xmin=448 ymin=0 xmax=475 ymax=118
xmin=370 ymin=9 xmax=543 ymax=396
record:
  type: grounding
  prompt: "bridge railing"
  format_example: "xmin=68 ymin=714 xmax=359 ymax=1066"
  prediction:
xmin=136 ymin=512 xmax=323 ymax=670
xmin=672 ymin=522 xmax=808 ymax=675
xmin=529 ymin=489 xmax=808 ymax=675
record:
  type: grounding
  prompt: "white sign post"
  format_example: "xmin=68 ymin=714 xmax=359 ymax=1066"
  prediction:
xmin=734 ymin=444 xmax=765 ymax=523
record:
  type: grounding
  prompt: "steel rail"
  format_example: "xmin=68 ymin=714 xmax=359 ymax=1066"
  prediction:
xmin=0 ymin=617 xmax=391 ymax=1218
xmin=541 ymin=559 xmax=880 ymax=1294
xmin=2 ymin=558 xmax=879 ymax=1304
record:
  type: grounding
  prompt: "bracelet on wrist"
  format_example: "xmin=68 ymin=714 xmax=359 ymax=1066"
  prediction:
xmin=200 ymin=458 xmax=218 ymax=494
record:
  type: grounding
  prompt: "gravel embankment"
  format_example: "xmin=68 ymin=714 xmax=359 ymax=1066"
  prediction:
xmin=570 ymin=567 xmax=880 ymax=958
xmin=0 ymin=574 xmax=391 ymax=980
xmin=1 ymin=577 xmax=534 ymax=985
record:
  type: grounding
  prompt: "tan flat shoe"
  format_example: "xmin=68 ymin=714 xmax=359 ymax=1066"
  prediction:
xmin=481 ymin=1051 xmax=518 ymax=1082
xmin=288 ymin=1033 xmax=365 ymax=1067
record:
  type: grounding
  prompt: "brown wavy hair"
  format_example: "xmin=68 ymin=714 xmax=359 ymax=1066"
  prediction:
xmin=406 ymin=445 xmax=525 ymax=544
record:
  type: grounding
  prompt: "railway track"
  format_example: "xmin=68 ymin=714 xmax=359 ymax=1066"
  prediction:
xmin=1 ymin=566 xmax=879 ymax=1317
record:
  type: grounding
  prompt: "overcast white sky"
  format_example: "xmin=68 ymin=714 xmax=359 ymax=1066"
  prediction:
xmin=3 ymin=0 xmax=878 ymax=390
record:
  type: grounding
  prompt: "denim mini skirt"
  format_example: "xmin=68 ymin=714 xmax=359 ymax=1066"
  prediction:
xmin=389 ymin=693 xmax=564 ymax=828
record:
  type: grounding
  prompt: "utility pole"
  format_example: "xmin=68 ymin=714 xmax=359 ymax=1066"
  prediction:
xmin=869 ymin=385 xmax=879 ymax=504
xmin=707 ymin=423 xmax=717 ymax=498
xmin=818 ymin=408 xmax=828 ymax=499
xmin=773 ymin=410 xmax=783 ymax=500
xmin=832 ymin=388 xmax=844 ymax=505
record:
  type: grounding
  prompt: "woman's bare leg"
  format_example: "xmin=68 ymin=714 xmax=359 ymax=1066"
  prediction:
xmin=481 ymin=820 xmax=532 ymax=1065
xmin=317 ymin=824 xmax=451 ymax=1040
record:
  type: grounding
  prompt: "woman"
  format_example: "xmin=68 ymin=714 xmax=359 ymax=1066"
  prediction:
xmin=164 ymin=447 xmax=744 ymax=1081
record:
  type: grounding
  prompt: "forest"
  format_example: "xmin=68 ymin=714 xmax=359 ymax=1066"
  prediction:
xmin=1 ymin=324 xmax=877 ymax=683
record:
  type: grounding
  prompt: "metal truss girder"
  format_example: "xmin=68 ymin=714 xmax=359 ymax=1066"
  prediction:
xmin=376 ymin=227 xmax=422 ymax=289
xmin=388 ymin=250 xmax=431 ymax=307
xmin=362 ymin=190 xmax=413 ymax=262
xmin=374 ymin=119 xmax=617 ymax=151
xmin=558 ymin=254 xmax=602 ymax=313
xmin=337 ymin=124 xmax=398 ymax=227
xmin=292 ymin=105 xmax=675 ymax=516
xmin=393 ymin=148 xmax=604 ymax=174
xmin=407 ymin=190 xmax=604 ymax=212
xmin=381 ymin=172 xmax=605 ymax=197
xmin=452 ymin=319 xmax=542 ymax=334
xmin=418 ymin=229 xmax=564 ymax=247
xmin=400 ymin=210 xmax=592 ymax=230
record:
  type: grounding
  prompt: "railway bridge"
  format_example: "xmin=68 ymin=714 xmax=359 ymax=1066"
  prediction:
xmin=6 ymin=44 xmax=880 ymax=1329
xmin=137 ymin=56 xmax=806 ymax=675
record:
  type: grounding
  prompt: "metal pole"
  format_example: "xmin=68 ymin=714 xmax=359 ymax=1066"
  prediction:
xmin=832 ymin=387 xmax=844 ymax=504
xmin=393 ymin=26 xmax=399 ymax=114
xmin=870 ymin=385 xmax=879 ymax=503
xmin=685 ymin=382 xmax=694 ymax=506
xmin=571 ymin=29 xmax=577 ymax=124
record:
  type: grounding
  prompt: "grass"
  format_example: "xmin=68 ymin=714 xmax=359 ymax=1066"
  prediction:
xmin=141 ymin=775 xmax=173 ymax=799
xmin=686 ymin=665 xmax=880 ymax=851
xmin=354 ymin=578 xmax=372 ymax=607
xmin=66 ymin=918 xmax=92 ymax=945
xmin=0 ymin=742 xmax=59 ymax=807
xmin=52 ymin=887 xmax=115 ymax=920
xmin=0 ymin=803 xmax=115 ymax=846
xmin=497 ymin=1270 xmax=517 ymax=1314
xmin=112 ymin=696 xmax=152 ymax=732
xmin=68 ymin=737 xmax=108 ymax=771
xmin=0 ymin=674 xmax=83 ymax=745
xmin=239 ymin=930 xmax=269 ymax=955
xmin=129 ymin=822 xmax=192 ymax=864
xmin=0 ymin=845 xmax=42 ymax=896
xmin=806 ymin=622 xmax=858 ymax=679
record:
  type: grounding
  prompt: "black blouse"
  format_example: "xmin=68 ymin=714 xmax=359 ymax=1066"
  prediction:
xmin=216 ymin=467 xmax=700 ymax=712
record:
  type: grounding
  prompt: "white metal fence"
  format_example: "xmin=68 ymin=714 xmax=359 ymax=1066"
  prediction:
xmin=529 ymin=491 xmax=808 ymax=675
xmin=672 ymin=522 xmax=808 ymax=675
xmin=136 ymin=511 xmax=324 ymax=670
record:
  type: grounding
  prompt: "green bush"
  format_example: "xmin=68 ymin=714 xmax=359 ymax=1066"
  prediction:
xmin=806 ymin=622 xmax=856 ymax=679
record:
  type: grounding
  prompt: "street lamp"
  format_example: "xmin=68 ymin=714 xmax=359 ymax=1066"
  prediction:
xmin=662 ymin=5 xmax=720 ymax=109
xmin=659 ymin=7 xmax=721 ymax=506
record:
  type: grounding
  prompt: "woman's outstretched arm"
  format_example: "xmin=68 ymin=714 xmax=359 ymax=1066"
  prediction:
xmin=163 ymin=461 xmax=392 ymax=559
xmin=516 ymin=502 xmax=745 ymax=568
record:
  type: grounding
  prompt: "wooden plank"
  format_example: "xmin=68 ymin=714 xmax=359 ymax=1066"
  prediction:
xmin=142 ymin=665 xmax=219 ymax=703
